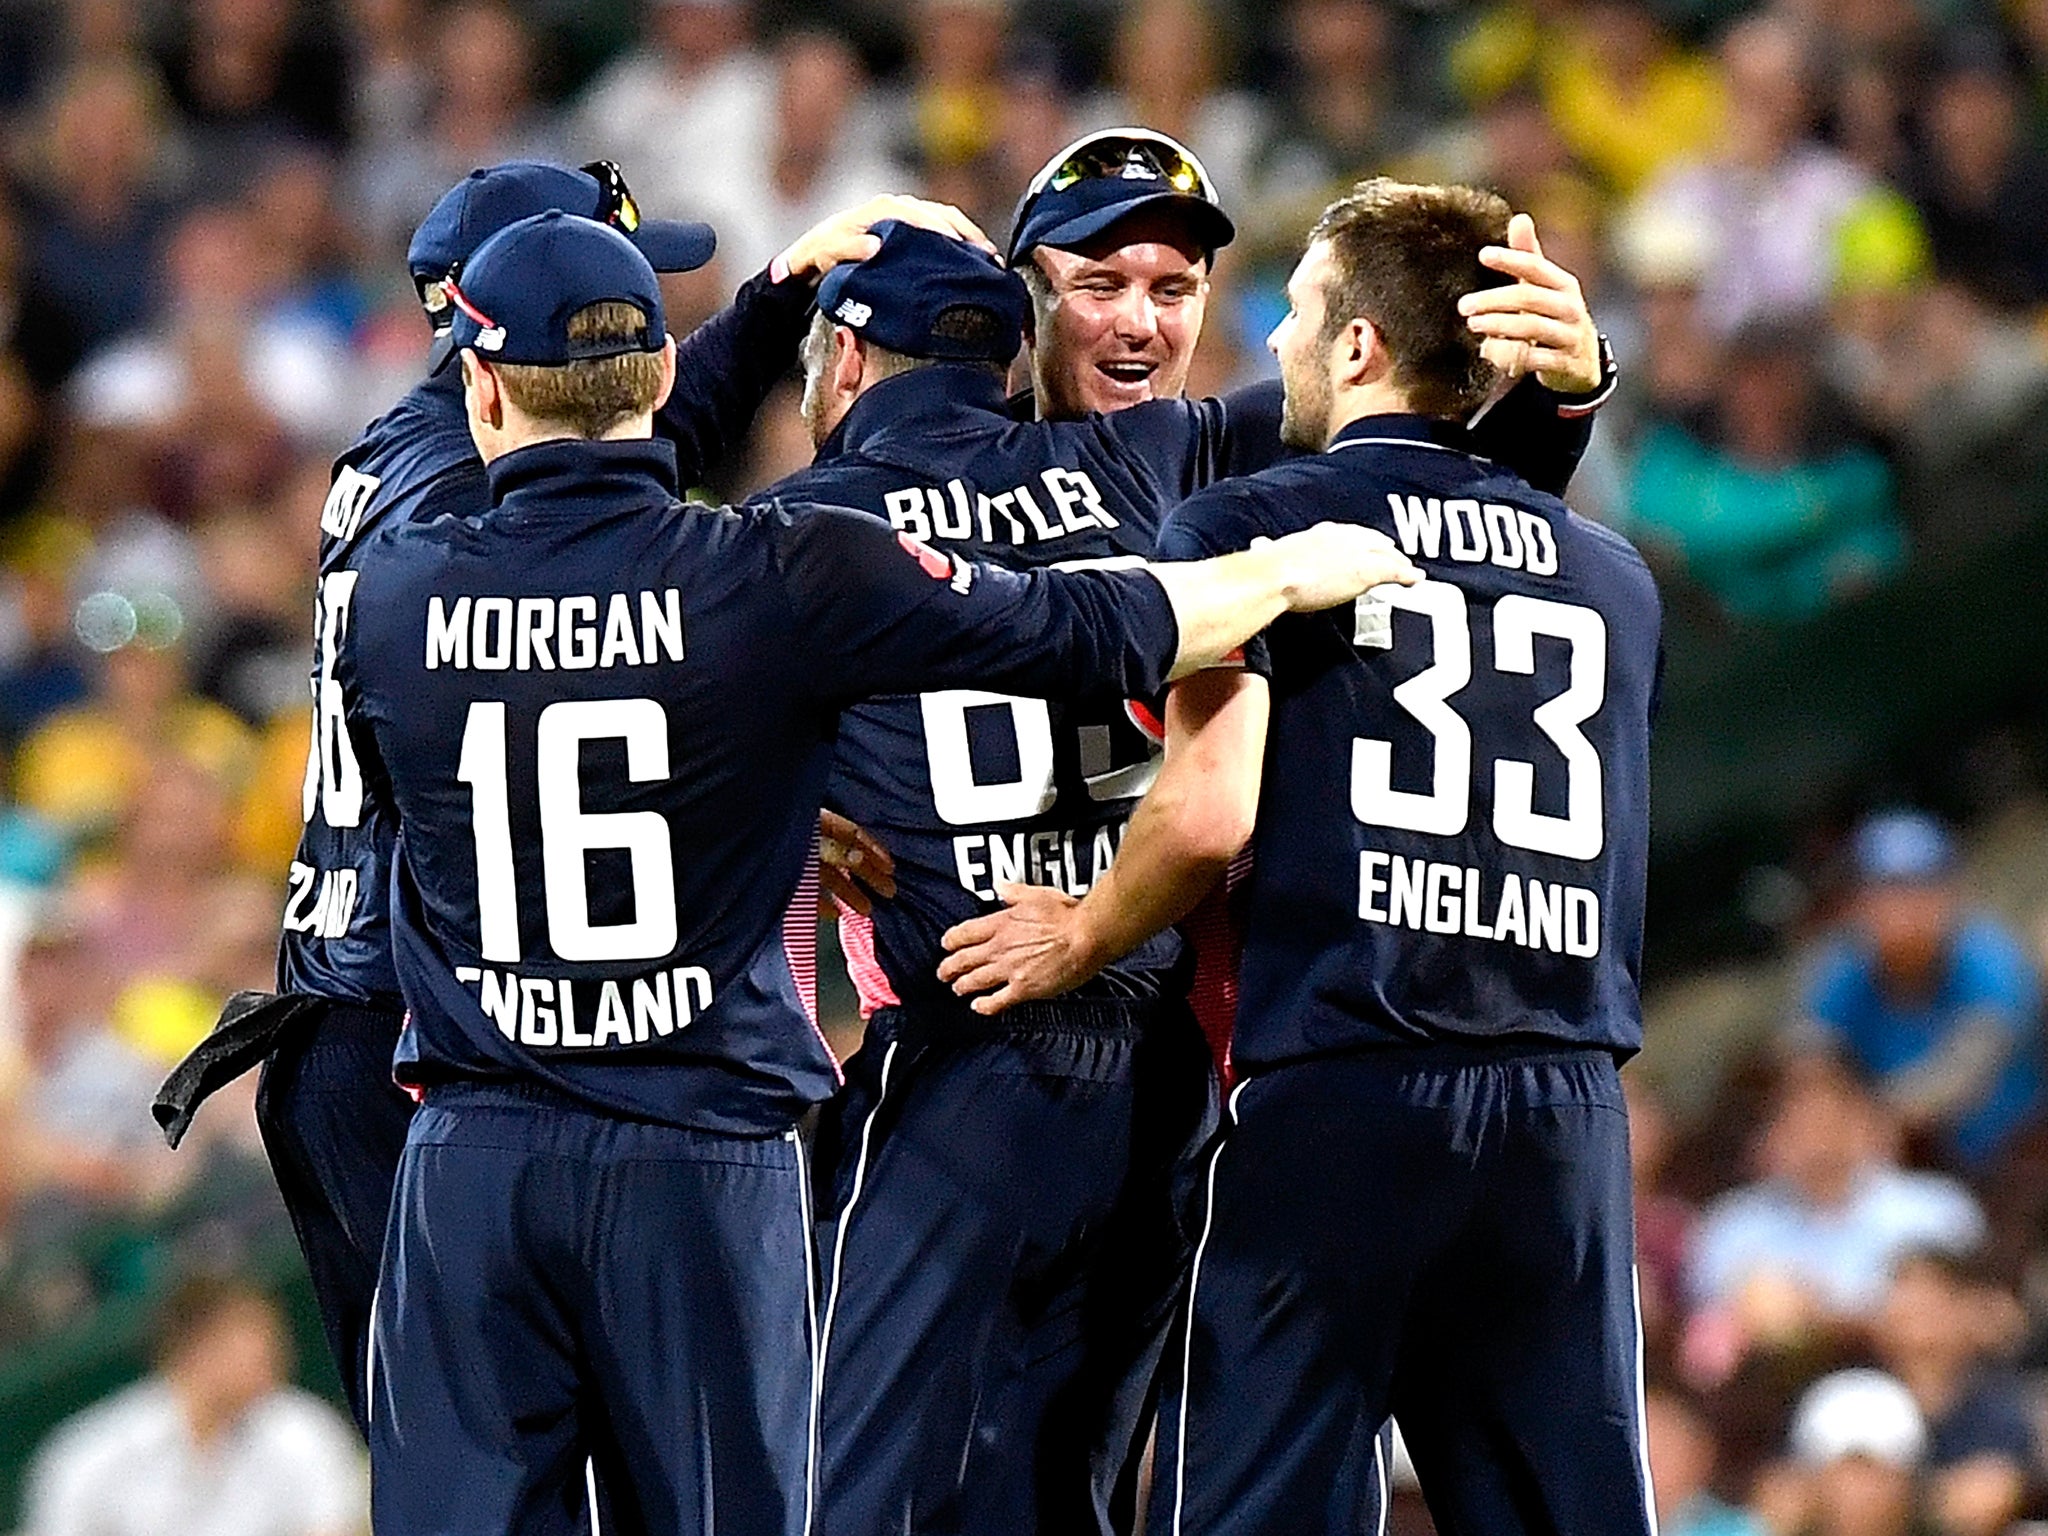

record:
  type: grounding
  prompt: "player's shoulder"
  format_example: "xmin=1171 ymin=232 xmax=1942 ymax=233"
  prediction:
xmin=321 ymin=379 xmax=482 ymax=569
xmin=1563 ymin=505 xmax=1654 ymax=583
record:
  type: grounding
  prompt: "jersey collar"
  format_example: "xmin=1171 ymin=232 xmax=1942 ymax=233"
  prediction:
xmin=1326 ymin=412 xmax=1469 ymax=455
xmin=822 ymin=365 xmax=1013 ymax=461
xmin=485 ymin=436 xmax=681 ymax=514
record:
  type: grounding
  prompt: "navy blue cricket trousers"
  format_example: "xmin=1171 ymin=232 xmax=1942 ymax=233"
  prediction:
xmin=255 ymin=1001 xmax=416 ymax=1436
xmin=812 ymin=998 xmax=1216 ymax=1536
xmin=370 ymin=1082 xmax=815 ymax=1536
xmin=1152 ymin=1046 xmax=1655 ymax=1536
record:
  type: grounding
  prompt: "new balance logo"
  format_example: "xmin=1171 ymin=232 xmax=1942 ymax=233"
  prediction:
xmin=834 ymin=299 xmax=873 ymax=327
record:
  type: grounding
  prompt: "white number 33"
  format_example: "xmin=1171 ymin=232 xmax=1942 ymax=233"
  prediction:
xmin=1351 ymin=586 xmax=1607 ymax=861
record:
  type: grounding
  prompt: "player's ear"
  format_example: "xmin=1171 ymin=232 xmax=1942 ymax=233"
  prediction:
xmin=1338 ymin=317 xmax=1382 ymax=389
xmin=832 ymin=326 xmax=865 ymax=401
xmin=652 ymin=334 xmax=678 ymax=413
xmin=462 ymin=350 xmax=505 ymax=430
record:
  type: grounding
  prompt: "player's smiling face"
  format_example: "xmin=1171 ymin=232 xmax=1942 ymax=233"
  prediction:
xmin=1029 ymin=221 xmax=1209 ymax=418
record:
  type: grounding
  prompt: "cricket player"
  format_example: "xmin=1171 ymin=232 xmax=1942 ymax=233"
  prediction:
xmin=942 ymin=179 xmax=1663 ymax=1536
xmin=337 ymin=209 xmax=1421 ymax=1535
xmin=152 ymin=157 xmax=988 ymax=1436
xmin=791 ymin=141 xmax=1607 ymax=1535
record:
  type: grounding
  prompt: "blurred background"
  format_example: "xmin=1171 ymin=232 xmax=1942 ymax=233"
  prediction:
xmin=0 ymin=0 xmax=2046 ymax=1531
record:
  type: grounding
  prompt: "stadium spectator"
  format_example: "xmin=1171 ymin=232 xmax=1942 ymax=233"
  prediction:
xmin=19 ymin=61 xmax=179 ymax=361
xmin=5 ymin=910 xmax=178 ymax=1228
xmin=0 ymin=190 xmax=86 ymax=434
xmin=1536 ymin=0 xmax=1725 ymax=198
xmin=693 ymin=30 xmax=907 ymax=277
xmin=0 ymin=524 xmax=90 ymax=752
xmin=245 ymin=147 xmax=374 ymax=347
xmin=1687 ymin=1056 xmax=1985 ymax=1338
xmin=1799 ymin=810 xmax=2044 ymax=1172
xmin=1079 ymin=0 xmax=1264 ymax=210
xmin=66 ymin=200 xmax=350 ymax=471
xmin=350 ymin=0 xmax=567 ymax=259
xmin=1622 ymin=320 xmax=1904 ymax=623
xmin=20 ymin=1275 xmax=364 ymax=1536
xmin=1629 ymin=15 xmax=1886 ymax=334
xmin=1832 ymin=277 xmax=2048 ymax=502
xmin=1873 ymin=1250 xmax=2036 ymax=1536
xmin=1645 ymin=1385 xmax=1768 ymax=1536
xmin=1247 ymin=0 xmax=1422 ymax=214
xmin=1903 ymin=32 xmax=2048 ymax=311
xmin=905 ymin=0 xmax=1010 ymax=177
xmin=338 ymin=0 xmax=431 ymax=152
xmin=1762 ymin=1369 xmax=1928 ymax=1536
xmin=159 ymin=0 xmax=348 ymax=179
xmin=187 ymin=495 xmax=316 ymax=729
xmin=14 ymin=633 xmax=251 ymax=843
xmin=568 ymin=0 xmax=775 ymax=218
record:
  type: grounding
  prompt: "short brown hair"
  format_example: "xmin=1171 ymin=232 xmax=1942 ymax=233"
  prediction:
xmin=1309 ymin=179 xmax=1512 ymax=419
xmin=490 ymin=301 xmax=666 ymax=439
xmin=802 ymin=309 xmax=1010 ymax=386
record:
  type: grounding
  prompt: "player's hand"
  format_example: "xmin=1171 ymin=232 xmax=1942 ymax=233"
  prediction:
xmin=937 ymin=884 xmax=1101 ymax=1015
xmin=1460 ymin=214 xmax=1602 ymax=394
xmin=1264 ymin=525 xmax=1421 ymax=613
xmin=819 ymin=810 xmax=896 ymax=916
xmin=777 ymin=196 xmax=996 ymax=282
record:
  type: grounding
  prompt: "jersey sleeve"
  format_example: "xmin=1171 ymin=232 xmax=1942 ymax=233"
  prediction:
xmin=1099 ymin=383 xmax=1294 ymax=495
xmin=763 ymin=501 xmax=1181 ymax=706
xmin=655 ymin=266 xmax=816 ymax=486
xmin=1155 ymin=483 xmax=1277 ymax=676
xmin=1155 ymin=481 xmax=1275 ymax=561
xmin=1462 ymin=376 xmax=1600 ymax=497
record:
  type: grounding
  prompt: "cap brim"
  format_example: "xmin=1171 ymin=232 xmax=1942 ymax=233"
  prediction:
xmin=1016 ymin=193 xmax=1235 ymax=263
xmin=630 ymin=219 xmax=717 ymax=273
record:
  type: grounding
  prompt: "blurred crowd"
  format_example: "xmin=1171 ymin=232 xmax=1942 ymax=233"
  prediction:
xmin=0 ymin=0 xmax=2045 ymax=1532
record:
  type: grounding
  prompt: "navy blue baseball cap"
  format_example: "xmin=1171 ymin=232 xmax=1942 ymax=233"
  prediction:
xmin=447 ymin=210 xmax=667 ymax=366
xmin=816 ymin=221 xmax=1028 ymax=363
xmin=1008 ymin=128 xmax=1235 ymax=265
xmin=408 ymin=160 xmax=715 ymax=297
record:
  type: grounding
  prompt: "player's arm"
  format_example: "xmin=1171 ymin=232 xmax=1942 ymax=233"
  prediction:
xmin=937 ymin=668 xmax=1267 ymax=1012
xmin=1457 ymin=214 xmax=1614 ymax=496
xmin=658 ymin=195 xmax=994 ymax=482
xmin=768 ymin=500 xmax=1416 ymax=705
xmin=1188 ymin=214 xmax=1610 ymax=494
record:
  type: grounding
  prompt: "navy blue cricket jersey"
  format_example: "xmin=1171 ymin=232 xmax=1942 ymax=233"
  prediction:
xmin=278 ymin=267 xmax=815 ymax=1009
xmin=769 ymin=367 xmax=1602 ymax=1027
xmin=1157 ymin=413 xmax=1662 ymax=1063
xmin=339 ymin=437 xmax=1181 ymax=1133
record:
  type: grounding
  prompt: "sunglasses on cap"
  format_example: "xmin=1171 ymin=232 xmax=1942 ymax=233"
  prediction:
xmin=580 ymin=158 xmax=643 ymax=234
xmin=1009 ymin=128 xmax=1232 ymax=264
xmin=1022 ymin=129 xmax=1216 ymax=208
xmin=416 ymin=159 xmax=650 ymax=316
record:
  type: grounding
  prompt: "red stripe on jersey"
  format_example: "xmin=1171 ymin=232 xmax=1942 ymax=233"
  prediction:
xmin=1183 ymin=846 xmax=1254 ymax=1085
xmin=835 ymin=907 xmax=901 ymax=1020
xmin=784 ymin=847 xmax=842 ymax=1082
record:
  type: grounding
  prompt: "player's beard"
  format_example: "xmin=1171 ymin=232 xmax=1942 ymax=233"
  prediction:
xmin=1278 ymin=354 xmax=1333 ymax=452
xmin=799 ymin=366 xmax=833 ymax=447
